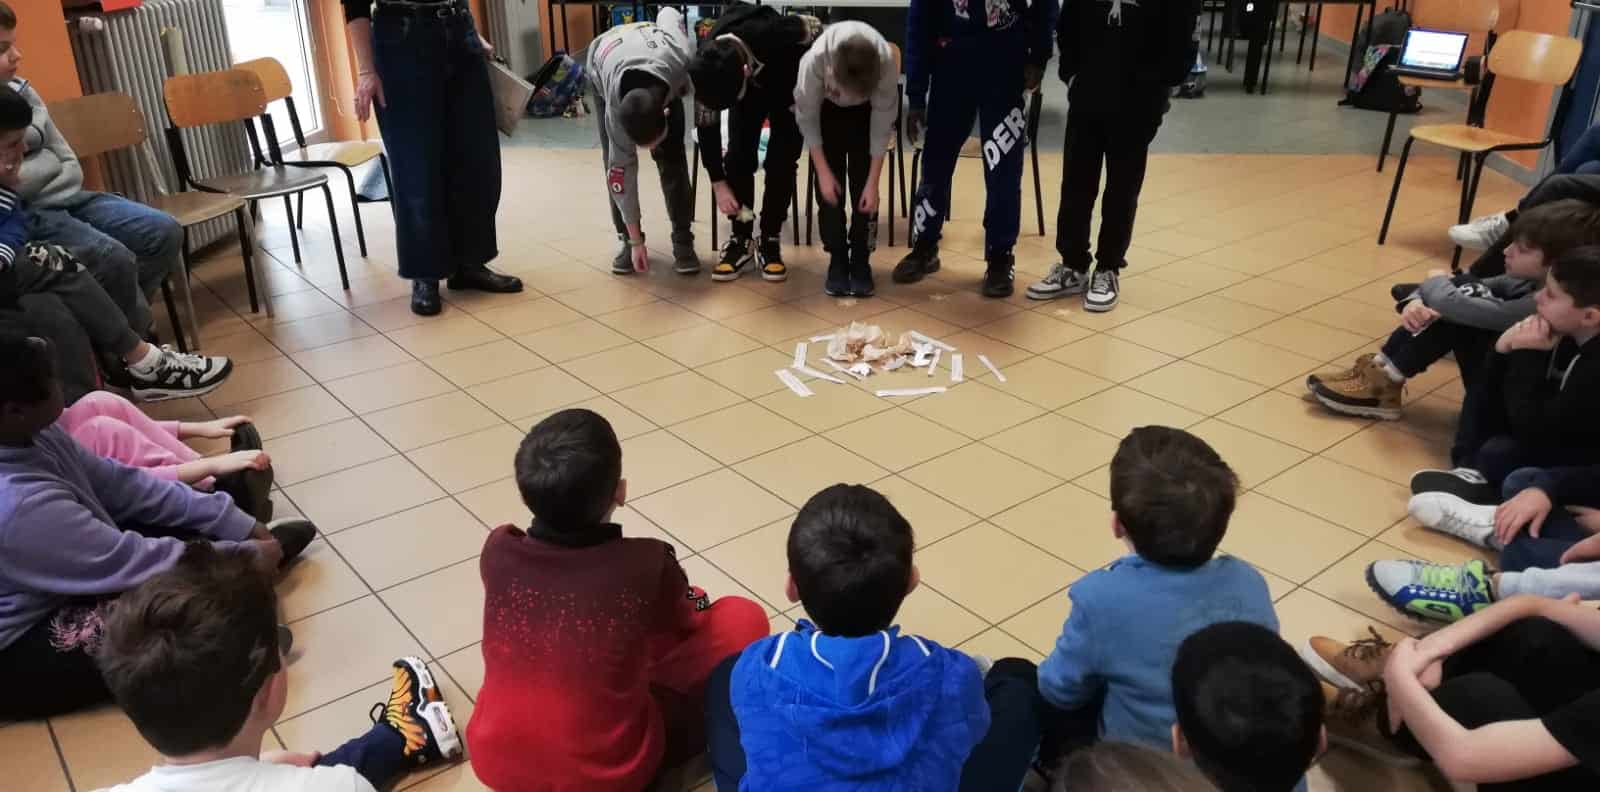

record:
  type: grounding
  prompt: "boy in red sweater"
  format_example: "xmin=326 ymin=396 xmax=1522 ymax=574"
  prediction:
xmin=467 ymin=408 xmax=768 ymax=791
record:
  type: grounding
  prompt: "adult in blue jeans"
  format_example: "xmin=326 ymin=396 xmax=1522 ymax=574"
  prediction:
xmin=1451 ymin=122 xmax=1600 ymax=252
xmin=345 ymin=0 xmax=522 ymax=317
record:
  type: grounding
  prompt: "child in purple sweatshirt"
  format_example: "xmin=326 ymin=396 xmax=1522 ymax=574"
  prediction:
xmin=0 ymin=334 xmax=315 ymax=720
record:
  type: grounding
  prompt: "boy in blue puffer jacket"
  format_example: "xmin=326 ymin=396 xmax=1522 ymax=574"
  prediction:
xmin=703 ymin=483 xmax=1045 ymax=791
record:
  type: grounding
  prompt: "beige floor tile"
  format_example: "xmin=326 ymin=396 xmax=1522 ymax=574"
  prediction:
xmin=291 ymin=333 xmax=414 ymax=382
xmin=455 ymin=477 xmax=531 ymax=531
xmin=285 ymin=455 xmax=445 ymax=533
xmin=407 ymin=424 xmax=524 ymax=494
xmin=788 ymin=292 xmax=900 ymax=326
xmin=218 ymin=385 xmax=353 ymax=440
xmin=701 ymin=518 xmax=793 ymax=608
xmin=258 ymin=310 xmax=378 ymax=353
xmin=992 ymin=483 xmax=1127 ymax=572
xmin=551 ymin=282 xmax=660 ymax=315
xmin=1107 ymin=313 xmax=1230 ymax=357
xmin=741 ymin=435 xmax=889 ymax=507
xmin=521 ymin=395 xmax=657 ymax=439
xmin=1390 ymin=393 xmax=1460 ymax=447
xmin=387 ymin=315 xmax=505 ymax=359
xmin=868 ymin=306 xmax=966 ymax=340
xmin=906 ymin=380 xmax=1045 ymax=439
xmin=1298 ymin=297 xmax=1403 ymax=340
xmin=1323 ymin=424 xmax=1449 ymax=485
xmin=904 ymin=443 xmax=1062 ymax=518
xmin=886 ymin=584 xmax=990 ymax=648
xmin=380 ymin=559 xmax=486 ymax=657
xmin=268 ymin=416 xmax=396 ymax=485
xmin=513 ymin=317 xmax=632 ymax=362
xmin=1245 ymin=316 xmax=1374 ymax=361
xmin=1141 ymin=259 xmax=1251 ymax=291
xmin=0 ymin=721 xmax=69 ymax=791
xmin=366 ymin=391 xmax=506 ymax=451
xmin=1127 ymin=360 xmax=1265 ymax=416
xmin=670 ymin=401 xmax=812 ymax=464
xmin=619 ymin=429 xmax=722 ymax=497
xmin=998 ymin=587 xmax=1073 ymax=655
xmin=352 ymin=296 xmax=435 ymax=333
xmin=1047 ymin=300 xmax=1153 ymax=331
xmin=611 ymin=370 xmax=744 ymax=426
xmin=632 ymin=469 xmax=795 ymax=551
xmin=281 ymin=596 xmax=427 ymax=718
xmin=943 ymin=330 xmax=1035 ymax=369
xmin=720 ymin=304 xmax=835 ymax=344
xmin=1059 ymin=386 xmax=1205 ymax=438
xmin=424 ymin=339 xmax=548 ymax=388
xmin=959 ymin=627 xmax=1044 ymax=663
xmin=202 ymin=356 xmax=315 ymax=407
xmin=1305 ymin=540 xmax=1438 ymax=633
xmin=869 ymin=475 xmax=982 ymax=547
xmin=971 ymin=311 xmax=1092 ymax=353
xmin=467 ymin=366 xmax=600 ymax=422
xmin=984 ymin=414 xmax=1121 ymax=482
xmin=202 ymin=327 xmax=288 ymax=364
xmin=326 ymin=361 xmax=457 ymax=414
xmin=332 ymin=499 xmax=489 ymax=589
xmin=249 ymin=288 xmax=347 ymax=325
xmin=681 ymin=556 xmax=780 ymax=615
xmin=402 ymin=763 xmax=492 ymax=791
xmin=1274 ymin=588 xmax=1418 ymax=655
xmin=1219 ymin=277 xmax=1328 ymax=313
xmin=440 ymin=643 xmax=487 ymax=701
xmin=597 ymin=300 xmax=712 ymax=339
xmin=698 ymin=347 xmax=794 ymax=398
xmin=756 ymin=378 xmax=892 ymax=431
xmin=50 ymin=705 xmax=158 ymax=791
xmin=979 ymin=356 xmax=1116 ymax=410
xmin=1259 ymin=457 xmax=1411 ymax=537
xmin=824 ymin=408 xmax=971 ymax=472
xmin=1188 ymin=419 xmax=1310 ymax=488
xmin=561 ymin=343 xmax=685 ymax=392
xmin=910 ymin=290 xmax=1026 ymax=329
xmin=1045 ymin=334 xmax=1177 ymax=382
xmin=1221 ymin=493 xmax=1368 ymax=584
xmin=1189 ymin=337 xmax=1325 ymax=387
xmin=1162 ymin=294 xmax=1284 ymax=336
xmin=276 ymin=537 xmax=370 ymax=623
xmin=670 ymin=283 xmax=778 ymax=320
xmin=1377 ymin=518 xmax=1497 ymax=569
xmin=1218 ymin=390 xmax=1372 ymax=453
xmin=645 ymin=323 xmax=763 ymax=368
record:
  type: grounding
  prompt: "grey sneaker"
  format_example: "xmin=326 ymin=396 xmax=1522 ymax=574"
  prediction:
xmin=128 ymin=346 xmax=233 ymax=401
xmin=611 ymin=238 xmax=633 ymax=275
xmin=1025 ymin=263 xmax=1087 ymax=301
xmin=1084 ymin=268 xmax=1120 ymax=312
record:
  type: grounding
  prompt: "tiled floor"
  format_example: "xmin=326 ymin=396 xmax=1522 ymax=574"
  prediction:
xmin=5 ymin=139 xmax=1519 ymax=791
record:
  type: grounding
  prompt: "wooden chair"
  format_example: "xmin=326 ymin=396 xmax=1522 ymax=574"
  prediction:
xmin=46 ymin=91 xmax=268 ymax=350
xmin=1376 ymin=0 xmax=1502 ymax=172
xmin=1378 ymin=30 xmax=1582 ymax=269
xmin=234 ymin=57 xmax=392 ymax=259
xmin=163 ymin=68 xmax=351 ymax=292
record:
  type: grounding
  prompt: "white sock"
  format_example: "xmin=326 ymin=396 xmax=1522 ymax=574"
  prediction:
xmin=127 ymin=345 xmax=162 ymax=374
xmin=1372 ymin=353 xmax=1405 ymax=383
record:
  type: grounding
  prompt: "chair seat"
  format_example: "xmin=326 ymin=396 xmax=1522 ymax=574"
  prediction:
xmin=1398 ymin=75 xmax=1472 ymax=91
xmin=194 ymin=166 xmax=328 ymax=200
xmin=1410 ymin=123 xmax=1541 ymax=153
xmin=145 ymin=190 xmax=247 ymax=227
xmin=286 ymin=141 xmax=383 ymax=168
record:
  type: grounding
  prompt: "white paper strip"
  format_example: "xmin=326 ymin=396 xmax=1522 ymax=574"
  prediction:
xmin=910 ymin=331 xmax=956 ymax=352
xmin=927 ymin=348 xmax=942 ymax=377
xmin=810 ymin=333 xmax=836 ymax=343
xmin=795 ymin=364 xmax=846 ymax=384
xmin=792 ymin=342 xmax=807 ymax=369
xmin=775 ymin=369 xmax=814 ymax=397
xmin=876 ymin=387 xmax=947 ymax=397
xmin=950 ymin=353 xmax=964 ymax=383
xmin=978 ymin=354 xmax=1006 ymax=383
xmin=824 ymin=358 xmax=865 ymax=380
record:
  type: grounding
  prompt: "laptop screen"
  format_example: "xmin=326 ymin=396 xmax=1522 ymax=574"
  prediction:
xmin=1400 ymin=29 xmax=1469 ymax=71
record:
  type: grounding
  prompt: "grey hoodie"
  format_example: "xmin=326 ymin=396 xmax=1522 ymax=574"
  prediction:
xmin=587 ymin=8 xmax=692 ymax=227
xmin=13 ymin=78 xmax=86 ymax=210
xmin=1405 ymin=273 xmax=1540 ymax=332
xmin=793 ymin=22 xmax=899 ymax=156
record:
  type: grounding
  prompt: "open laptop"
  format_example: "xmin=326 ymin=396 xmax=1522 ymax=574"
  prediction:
xmin=1390 ymin=28 xmax=1471 ymax=80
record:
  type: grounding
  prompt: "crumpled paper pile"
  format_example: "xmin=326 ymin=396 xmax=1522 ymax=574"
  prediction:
xmin=825 ymin=322 xmax=937 ymax=376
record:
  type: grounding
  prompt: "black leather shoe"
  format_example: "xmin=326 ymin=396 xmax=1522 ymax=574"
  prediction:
xmin=892 ymin=243 xmax=941 ymax=284
xmin=411 ymin=279 xmax=442 ymax=316
xmin=447 ymin=265 xmax=523 ymax=293
xmin=982 ymin=253 xmax=1015 ymax=298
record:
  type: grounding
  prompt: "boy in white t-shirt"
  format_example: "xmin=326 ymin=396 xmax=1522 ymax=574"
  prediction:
xmin=99 ymin=543 xmax=463 ymax=792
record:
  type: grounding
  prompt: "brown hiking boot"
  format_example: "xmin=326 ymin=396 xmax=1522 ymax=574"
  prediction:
xmin=1303 ymin=627 xmax=1393 ymax=689
xmin=1323 ymin=682 xmax=1420 ymax=767
xmin=1312 ymin=356 xmax=1403 ymax=420
xmin=1305 ymin=352 xmax=1376 ymax=393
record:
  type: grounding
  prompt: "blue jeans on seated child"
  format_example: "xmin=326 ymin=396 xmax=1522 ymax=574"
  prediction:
xmin=315 ymin=719 xmax=410 ymax=788
xmin=1500 ymin=468 xmax=1590 ymax=574
xmin=1380 ymin=321 xmax=1496 ymax=389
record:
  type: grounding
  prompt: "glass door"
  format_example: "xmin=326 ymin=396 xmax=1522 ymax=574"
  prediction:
xmin=222 ymin=0 xmax=325 ymax=146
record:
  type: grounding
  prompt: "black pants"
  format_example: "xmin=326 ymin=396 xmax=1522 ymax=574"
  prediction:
xmin=1384 ymin=618 xmax=1600 ymax=791
xmin=1055 ymin=97 xmax=1167 ymax=273
xmin=817 ymin=100 xmax=874 ymax=263
xmin=596 ymin=91 xmax=695 ymax=243
xmin=721 ymin=90 xmax=803 ymax=240
xmin=706 ymin=655 xmax=1045 ymax=791
xmin=1473 ymin=174 xmax=1600 ymax=278
xmin=1450 ymin=353 xmax=1600 ymax=479
xmin=1380 ymin=320 xmax=1495 ymax=388
xmin=0 ymin=601 xmax=114 ymax=720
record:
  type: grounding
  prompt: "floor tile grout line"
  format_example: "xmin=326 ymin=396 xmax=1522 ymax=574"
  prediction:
xmin=46 ymin=719 xmax=78 ymax=792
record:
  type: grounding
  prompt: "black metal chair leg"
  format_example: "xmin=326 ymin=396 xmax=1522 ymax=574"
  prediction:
xmin=159 ymin=279 xmax=187 ymax=352
xmin=340 ymin=166 xmax=369 ymax=257
xmin=295 ymin=192 xmax=305 ymax=230
xmin=321 ymin=184 xmax=350 ymax=290
xmin=1378 ymin=137 xmax=1415 ymax=245
xmin=283 ymin=195 xmax=302 ymax=263
xmin=805 ymin=158 xmax=815 ymax=246
xmin=238 ymin=205 xmax=261 ymax=313
xmin=1279 ymin=1 xmax=1289 ymax=52
xmin=1378 ymin=112 xmax=1398 ymax=172
xmin=1298 ymin=2 xmax=1310 ymax=63
xmin=1029 ymin=92 xmax=1045 ymax=237
xmin=1310 ymin=2 xmax=1322 ymax=71
xmin=710 ymin=177 xmax=719 ymax=252
xmin=690 ymin=141 xmax=700 ymax=219
xmin=888 ymin=153 xmax=896 ymax=247
xmin=792 ymin=189 xmax=800 ymax=245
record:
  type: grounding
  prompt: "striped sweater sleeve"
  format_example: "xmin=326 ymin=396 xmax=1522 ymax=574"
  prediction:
xmin=0 ymin=187 xmax=25 ymax=271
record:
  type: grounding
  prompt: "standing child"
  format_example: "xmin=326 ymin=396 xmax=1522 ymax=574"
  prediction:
xmin=467 ymin=409 xmax=768 ymax=791
xmin=589 ymin=8 xmax=701 ymax=277
xmin=1025 ymin=0 xmax=1200 ymax=312
xmin=893 ymin=0 xmax=1059 ymax=298
xmin=794 ymin=22 xmax=899 ymax=298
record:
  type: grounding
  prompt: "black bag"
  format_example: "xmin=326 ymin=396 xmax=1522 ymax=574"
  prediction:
xmin=1360 ymin=7 xmax=1413 ymax=50
xmin=1340 ymin=8 xmax=1420 ymax=114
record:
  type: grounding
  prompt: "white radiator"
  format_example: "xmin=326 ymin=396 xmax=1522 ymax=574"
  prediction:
xmin=68 ymin=0 xmax=251 ymax=249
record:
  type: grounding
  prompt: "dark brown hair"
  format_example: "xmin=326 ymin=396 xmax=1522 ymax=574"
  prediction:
xmin=516 ymin=408 xmax=622 ymax=530
xmin=832 ymin=34 xmax=883 ymax=98
xmin=1509 ymin=199 xmax=1600 ymax=262
xmin=1551 ymin=245 xmax=1600 ymax=309
xmin=788 ymin=483 xmax=914 ymax=636
xmin=1109 ymin=426 xmax=1239 ymax=568
xmin=97 ymin=543 xmax=281 ymax=757
xmin=0 ymin=3 xmax=15 ymax=31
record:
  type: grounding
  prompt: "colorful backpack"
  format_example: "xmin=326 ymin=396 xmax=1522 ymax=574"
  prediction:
xmin=526 ymin=54 xmax=587 ymax=119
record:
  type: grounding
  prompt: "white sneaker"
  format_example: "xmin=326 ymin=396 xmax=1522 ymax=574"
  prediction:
xmin=1084 ymin=269 xmax=1120 ymax=313
xmin=1447 ymin=212 xmax=1509 ymax=251
xmin=1407 ymin=492 xmax=1499 ymax=549
xmin=1025 ymin=263 xmax=1087 ymax=300
xmin=128 ymin=346 xmax=233 ymax=401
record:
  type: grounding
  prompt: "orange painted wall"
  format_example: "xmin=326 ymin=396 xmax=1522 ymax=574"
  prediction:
xmin=15 ymin=0 xmax=81 ymax=101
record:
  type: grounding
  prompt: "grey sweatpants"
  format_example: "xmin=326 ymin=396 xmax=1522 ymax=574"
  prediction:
xmin=1499 ymin=563 xmax=1600 ymax=600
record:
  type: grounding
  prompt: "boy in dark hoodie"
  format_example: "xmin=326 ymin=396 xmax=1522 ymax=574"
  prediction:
xmin=891 ymin=0 xmax=1059 ymax=299
xmin=1025 ymin=0 xmax=1200 ymax=312
xmin=689 ymin=4 xmax=819 ymax=283
xmin=704 ymin=483 xmax=1045 ymax=791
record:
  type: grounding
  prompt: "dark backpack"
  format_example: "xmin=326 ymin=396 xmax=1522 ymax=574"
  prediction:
xmin=1340 ymin=8 xmax=1420 ymax=114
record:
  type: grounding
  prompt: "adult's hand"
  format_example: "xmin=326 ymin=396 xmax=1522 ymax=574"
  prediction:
xmin=712 ymin=181 xmax=740 ymax=217
xmin=355 ymin=72 xmax=386 ymax=123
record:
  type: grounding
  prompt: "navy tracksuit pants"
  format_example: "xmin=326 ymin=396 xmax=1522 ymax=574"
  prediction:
xmin=911 ymin=34 xmax=1027 ymax=258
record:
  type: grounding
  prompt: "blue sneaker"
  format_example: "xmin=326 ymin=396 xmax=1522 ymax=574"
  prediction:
xmin=1366 ymin=559 xmax=1493 ymax=624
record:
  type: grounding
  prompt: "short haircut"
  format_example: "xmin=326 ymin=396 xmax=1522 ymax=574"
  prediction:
xmin=617 ymin=85 xmax=669 ymax=146
xmin=1551 ymin=245 xmax=1600 ymax=309
xmin=787 ymin=483 xmax=913 ymax=637
xmin=0 ymin=3 xmax=15 ymax=31
xmin=1509 ymin=199 xmax=1600 ymax=261
xmin=515 ymin=408 xmax=622 ymax=529
xmin=1109 ymin=426 xmax=1238 ymax=569
xmin=688 ymin=39 xmax=744 ymax=111
xmin=1173 ymin=622 xmax=1324 ymax=792
xmin=97 ymin=543 xmax=282 ymax=757
xmin=0 ymin=85 xmax=27 ymax=132
xmin=0 ymin=331 xmax=55 ymax=405
xmin=832 ymin=34 xmax=883 ymax=98
xmin=1053 ymin=742 xmax=1217 ymax=792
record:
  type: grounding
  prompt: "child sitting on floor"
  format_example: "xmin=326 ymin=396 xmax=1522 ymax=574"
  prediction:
xmin=466 ymin=408 xmax=768 ymax=791
xmin=1310 ymin=200 xmax=1600 ymax=422
xmin=100 ymin=542 xmax=460 ymax=792
xmin=705 ymin=482 xmax=1043 ymax=791
xmin=1053 ymin=742 xmax=1217 ymax=792
xmin=1039 ymin=426 xmax=1280 ymax=757
xmin=0 ymin=332 xmax=313 ymax=721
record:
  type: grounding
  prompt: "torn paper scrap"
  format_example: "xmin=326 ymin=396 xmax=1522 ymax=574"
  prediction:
xmin=793 ymin=342 xmax=807 ymax=370
xmin=795 ymin=364 xmax=846 ymax=384
xmin=909 ymin=330 xmax=956 ymax=352
xmin=876 ymin=387 xmax=947 ymax=397
xmin=978 ymin=354 xmax=1006 ymax=383
xmin=911 ymin=342 xmax=934 ymax=367
xmin=927 ymin=348 xmax=942 ymax=377
xmin=775 ymin=369 xmax=814 ymax=397
xmin=810 ymin=333 xmax=836 ymax=343
xmin=950 ymin=353 xmax=964 ymax=383
xmin=824 ymin=359 xmax=865 ymax=380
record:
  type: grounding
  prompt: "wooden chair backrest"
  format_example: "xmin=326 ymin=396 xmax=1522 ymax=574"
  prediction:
xmin=233 ymin=57 xmax=294 ymax=103
xmin=1488 ymin=30 xmax=1583 ymax=86
xmin=1493 ymin=0 xmax=1520 ymax=34
xmin=163 ymin=69 xmax=268 ymax=129
xmin=1412 ymin=0 xmax=1500 ymax=34
xmin=47 ymin=92 xmax=146 ymax=159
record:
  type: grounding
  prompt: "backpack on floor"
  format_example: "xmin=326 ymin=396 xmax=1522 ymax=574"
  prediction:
xmin=526 ymin=54 xmax=587 ymax=119
xmin=1340 ymin=8 xmax=1419 ymax=114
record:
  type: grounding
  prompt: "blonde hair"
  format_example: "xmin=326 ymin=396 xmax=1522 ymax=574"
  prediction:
xmin=1053 ymin=742 xmax=1217 ymax=792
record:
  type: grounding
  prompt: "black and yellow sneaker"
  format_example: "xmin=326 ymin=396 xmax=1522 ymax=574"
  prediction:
xmin=371 ymin=656 xmax=463 ymax=767
xmin=758 ymin=235 xmax=788 ymax=282
xmin=712 ymin=236 xmax=755 ymax=282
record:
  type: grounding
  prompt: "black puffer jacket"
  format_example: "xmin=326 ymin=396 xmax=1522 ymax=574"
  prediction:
xmin=1058 ymin=0 xmax=1200 ymax=111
